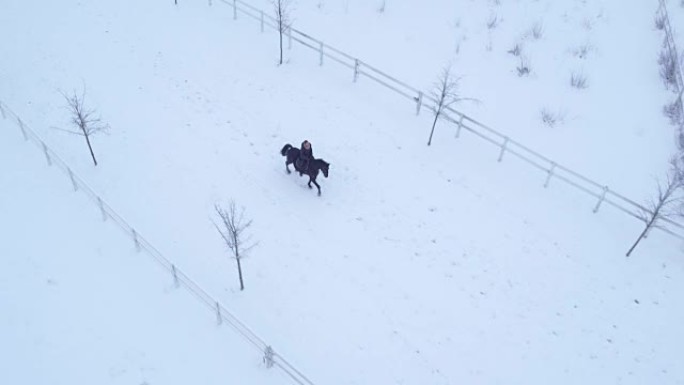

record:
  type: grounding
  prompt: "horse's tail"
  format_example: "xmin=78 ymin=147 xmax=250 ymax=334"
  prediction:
xmin=280 ymin=143 xmax=293 ymax=156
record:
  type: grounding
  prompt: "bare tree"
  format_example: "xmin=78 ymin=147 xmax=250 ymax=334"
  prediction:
xmin=427 ymin=66 xmax=475 ymax=146
xmin=626 ymin=157 xmax=683 ymax=256
xmin=58 ymin=87 xmax=109 ymax=166
xmin=273 ymin=0 xmax=291 ymax=65
xmin=213 ymin=201 xmax=257 ymax=290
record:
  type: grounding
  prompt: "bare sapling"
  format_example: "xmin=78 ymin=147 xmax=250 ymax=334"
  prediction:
xmin=58 ymin=87 xmax=109 ymax=166
xmin=214 ymin=201 xmax=257 ymax=290
xmin=427 ymin=66 xmax=476 ymax=146
xmin=273 ymin=0 xmax=292 ymax=65
xmin=626 ymin=157 xmax=684 ymax=256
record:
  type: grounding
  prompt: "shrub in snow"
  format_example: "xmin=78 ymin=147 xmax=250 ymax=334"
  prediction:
xmin=531 ymin=22 xmax=544 ymax=40
xmin=377 ymin=0 xmax=386 ymax=13
xmin=658 ymin=46 xmax=679 ymax=91
xmin=487 ymin=14 xmax=500 ymax=30
xmin=573 ymin=44 xmax=592 ymax=59
xmin=516 ymin=56 xmax=531 ymax=76
xmin=570 ymin=72 xmax=588 ymax=89
xmin=540 ymin=108 xmax=565 ymax=128
xmin=664 ymin=99 xmax=683 ymax=125
xmin=508 ymin=43 xmax=522 ymax=57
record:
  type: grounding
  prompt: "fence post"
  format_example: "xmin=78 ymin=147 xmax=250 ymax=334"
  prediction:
xmin=353 ymin=59 xmax=360 ymax=82
xmin=97 ymin=197 xmax=107 ymax=221
xmin=132 ymin=229 xmax=141 ymax=252
xmin=319 ymin=42 xmax=324 ymax=66
xmin=497 ymin=137 xmax=509 ymax=162
xmin=17 ymin=118 xmax=28 ymax=141
xmin=287 ymin=27 xmax=292 ymax=49
xmin=593 ymin=186 xmax=609 ymax=213
xmin=0 ymin=102 xmax=5 ymax=119
xmin=263 ymin=346 xmax=275 ymax=368
xmin=216 ymin=302 xmax=223 ymax=325
xmin=171 ymin=264 xmax=180 ymax=288
xmin=41 ymin=141 xmax=52 ymax=166
xmin=208 ymin=0 xmax=212 ymax=6
xmin=455 ymin=115 xmax=464 ymax=138
xmin=97 ymin=197 xmax=107 ymax=222
xmin=415 ymin=91 xmax=423 ymax=115
xmin=544 ymin=162 xmax=556 ymax=188
xmin=260 ymin=11 xmax=264 ymax=32
xmin=67 ymin=168 xmax=78 ymax=191
xmin=233 ymin=0 xmax=237 ymax=19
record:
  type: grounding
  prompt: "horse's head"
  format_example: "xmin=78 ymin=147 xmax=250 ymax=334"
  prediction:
xmin=319 ymin=160 xmax=330 ymax=178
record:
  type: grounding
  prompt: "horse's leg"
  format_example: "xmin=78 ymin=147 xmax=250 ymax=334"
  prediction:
xmin=286 ymin=161 xmax=291 ymax=174
xmin=312 ymin=179 xmax=321 ymax=196
xmin=307 ymin=176 xmax=313 ymax=189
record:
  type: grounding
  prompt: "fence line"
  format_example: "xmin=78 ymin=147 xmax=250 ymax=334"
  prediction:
xmin=214 ymin=0 xmax=684 ymax=241
xmin=0 ymin=100 xmax=315 ymax=385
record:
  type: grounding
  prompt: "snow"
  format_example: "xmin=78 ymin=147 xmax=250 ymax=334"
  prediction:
xmin=0 ymin=131 xmax=288 ymax=385
xmin=1 ymin=0 xmax=684 ymax=384
xmin=252 ymin=0 xmax=680 ymax=195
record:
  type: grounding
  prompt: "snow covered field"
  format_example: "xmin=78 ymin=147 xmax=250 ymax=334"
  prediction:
xmin=0 ymin=133 xmax=288 ymax=385
xmin=251 ymin=0 xmax=681 ymax=195
xmin=1 ymin=0 xmax=684 ymax=384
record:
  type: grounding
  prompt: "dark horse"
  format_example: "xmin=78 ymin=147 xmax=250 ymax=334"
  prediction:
xmin=280 ymin=143 xmax=330 ymax=196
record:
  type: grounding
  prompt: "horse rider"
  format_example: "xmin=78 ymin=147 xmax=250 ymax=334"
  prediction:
xmin=298 ymin=140 xmax=313 ymax=175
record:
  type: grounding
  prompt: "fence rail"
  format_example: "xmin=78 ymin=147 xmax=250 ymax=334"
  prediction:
xmin=215 ymin=0 xmax=684 ymax=241
xmin=0 ymin=100 xmax=315 ymax=385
